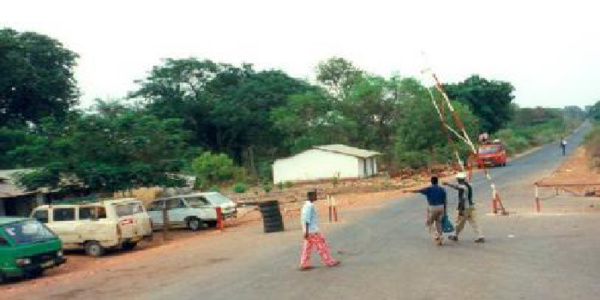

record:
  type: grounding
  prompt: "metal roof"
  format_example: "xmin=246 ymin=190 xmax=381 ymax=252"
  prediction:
xmin=313 ymin=144 xmax=381 ymax=158
xmin=0 ymin=169 xmax=35 ymax=198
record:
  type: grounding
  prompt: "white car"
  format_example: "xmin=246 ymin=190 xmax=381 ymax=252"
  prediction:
xmin=147 ymin=192 xmax=237 ymax=231
xmin=30 ymin=198 xmax=153 ymax=257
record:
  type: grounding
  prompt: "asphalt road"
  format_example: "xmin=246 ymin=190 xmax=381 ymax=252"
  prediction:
xmin=140 ymin=122 xmax=596 ymax=300
xmin=8 ymin=122 xmax=596 ymax=300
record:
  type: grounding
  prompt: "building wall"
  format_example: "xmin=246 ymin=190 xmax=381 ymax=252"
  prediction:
xmin=273 ymin=149 xmax=360 ymax=183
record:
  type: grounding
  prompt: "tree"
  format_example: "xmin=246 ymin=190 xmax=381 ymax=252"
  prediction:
xmin=12 ymin=103 xmax=190 ymax=194
xmin=444 ymin=75 xmax=514 ymax=133
xmin=316 ymin=57 xmax=363 ymax=100
xmin=0 ymin=28 xmax=79 ymax=126
xmin=131 ymin=58 xmax=313 ymax=174
xmin=589 ymin=100 xmax=600 ymax=121
xmin=394 ymin=86 xmax=480 ymax=168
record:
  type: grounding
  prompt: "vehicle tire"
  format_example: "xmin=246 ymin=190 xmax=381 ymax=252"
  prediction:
xmin=187 ymin=218 xmax=202 ymax=231
xmin=26 ymin=268 xmax=44 ymax=278
xmin=121 ymin=241 xmax=138 ymax=251
xmin=263 ymin=215 xmax=283 ymax=223
xmin=264 ymin=224 xmax=284 ymax=233
xmin=260 ymin=211 xmax=282 ymax=219
xmin=0 ymin=271 xmax=6 ymax=284
xmin=85 ymin=241 xmax=106 ymax=257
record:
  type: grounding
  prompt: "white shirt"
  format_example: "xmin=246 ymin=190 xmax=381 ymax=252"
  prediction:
xmin=300 ymin=201 xmax=320 ymax=233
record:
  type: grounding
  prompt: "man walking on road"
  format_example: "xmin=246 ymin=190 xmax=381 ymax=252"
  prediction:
xmin=560 ymin=138 xmax=567 ymax=156
xmin=406 ymin=176 xmax=447 ymax=246
xmin=443 ymin=173 xmax=485 ymax=243
xmin=299 ymin=190 xmax=340 ymax=271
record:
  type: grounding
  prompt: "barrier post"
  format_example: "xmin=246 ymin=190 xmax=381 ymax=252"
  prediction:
xmin=328 ymin=195 xmax=333 ymax=223
xmin=535 ymin=184 xmax=541 ymax=213
xmin=332 ymin=196 xmax=338 ymax=222
xmin=216 ymin=206 xmax=223 ymax=229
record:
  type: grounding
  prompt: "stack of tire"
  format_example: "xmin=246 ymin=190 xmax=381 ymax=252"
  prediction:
xmin=259 ymin=200 xmax=284 ymax=233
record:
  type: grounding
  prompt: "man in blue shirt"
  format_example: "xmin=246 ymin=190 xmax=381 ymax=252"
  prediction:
xmin=406 ymin=176 xmax=447 ymax=246
xmin=299 ymin=190 xmax=341 ymax=270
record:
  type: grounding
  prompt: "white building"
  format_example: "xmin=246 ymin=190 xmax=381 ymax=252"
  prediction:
xmin=273 ymin=144 xmax=381 ymax=183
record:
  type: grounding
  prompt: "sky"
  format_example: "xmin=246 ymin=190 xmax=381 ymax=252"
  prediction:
xmin=1 ymin=0 xmax=599 ymax=108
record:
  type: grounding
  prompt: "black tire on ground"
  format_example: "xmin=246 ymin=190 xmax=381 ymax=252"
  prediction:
xmin=122 ymin=241 xmax=138 ymax=251
xmin=264 ymin=221 xmax=284 ymax=229
xmin=264 ymin=225 xmax=284 ymax=233
xmin=259 ymin=206 xmax=280 ymax=213
xmin=263 ymin=217 xmax=283 ymax=224
xmin=187 ymin=217 xmax=202 ymax=231
xmin=259 ymin=200 xmax=279 ymax=207
xmin=26 ymin=268 xmax=44 ymax=278
xmin=85 ymin=241 xmax=106 ymax=257
xmin=261 ymin=211 xmax=282 ymax=218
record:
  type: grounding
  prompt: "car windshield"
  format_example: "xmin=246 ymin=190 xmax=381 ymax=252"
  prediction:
xmin=479 ymin=146 xmax=500 ymax=154
xmin=206 ymin=193 xmax=232 ymax=205
xmin=2 ymin=220 xmax=56 ymax=245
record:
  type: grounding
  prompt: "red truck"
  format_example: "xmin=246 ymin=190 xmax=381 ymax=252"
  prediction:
xmin=472 ymin=142 xmax=507 ymax=167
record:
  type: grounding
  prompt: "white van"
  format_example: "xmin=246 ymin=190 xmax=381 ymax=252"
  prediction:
xmin=147 ymin=192 xmax=237 ymax=231
xmin=30 ymin=198 xmax=152 ymax=257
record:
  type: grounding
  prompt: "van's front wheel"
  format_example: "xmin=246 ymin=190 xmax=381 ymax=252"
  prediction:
xmin=85 ymin=241 xmax=106 ymax=257
xmin=187 ymin=218 xmax=202 ymax=231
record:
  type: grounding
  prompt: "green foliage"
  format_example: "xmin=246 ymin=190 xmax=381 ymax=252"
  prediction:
xmin=209 ymin=185 xmax=221 ymax=192
xmin=262 ymin=183 xmax=273 ymax=193
xmin=232 ymin=183 xmax=248 ymax=194
xmin=191 ymin=152 xmax=243 ymax=188
xmin=276 ymin=181 xmax=284 ymax=191
xmin=444 ymin=75 xmax=515 ymax=133
xmin=0 ymin=28 xmax=79 ymax=127
xmin=589 ymin=100 xmax=600 ymax=121
xmin=0 ymin=126 xmax=28 ymax=168
xmin=131 ymin=58 xmax=313 ymax=177
xmin=584 ymin=125 xmax=600 ymax=168
xmin=12 ymin=103 xmax=189 ymax=193
xmin=394 ymin=89 xmax=480 ymax=168
xmin=284 ymin=181 xmax=293 ymax=188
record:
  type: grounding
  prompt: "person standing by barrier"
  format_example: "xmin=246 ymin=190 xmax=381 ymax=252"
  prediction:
xmin=443 ymin=173 xmax=485 ymax=243
xmin=406 ymin=176 xmax=447 ymax=246
xmin=299 ymin=190 xmax=341 ymax=271
xmin=560 ymin=138 xmax=567 ymax=156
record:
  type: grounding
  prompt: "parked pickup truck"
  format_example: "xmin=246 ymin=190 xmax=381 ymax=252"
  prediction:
xmin=0 ymin=217 xmax=66 ymax=282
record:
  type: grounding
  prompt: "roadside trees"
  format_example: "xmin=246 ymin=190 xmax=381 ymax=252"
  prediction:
xmin=444 ymin=75 xmax=515 ymax=133
xmin=12 ymin=104 xmax=190 ymax=194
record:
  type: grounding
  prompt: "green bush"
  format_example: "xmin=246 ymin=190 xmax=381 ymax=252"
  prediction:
xmin=284 ymin=181 xmax=293 ymax=188
xmin=191 ymin=152 xmax=243 ymax=188
xmin=262 ymin=183 xmax=273 ymax=193
xmin=209 ymin=185 xmax=221 ymax=192
xmin=232 ymin=183 xmax=248 ymax=194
